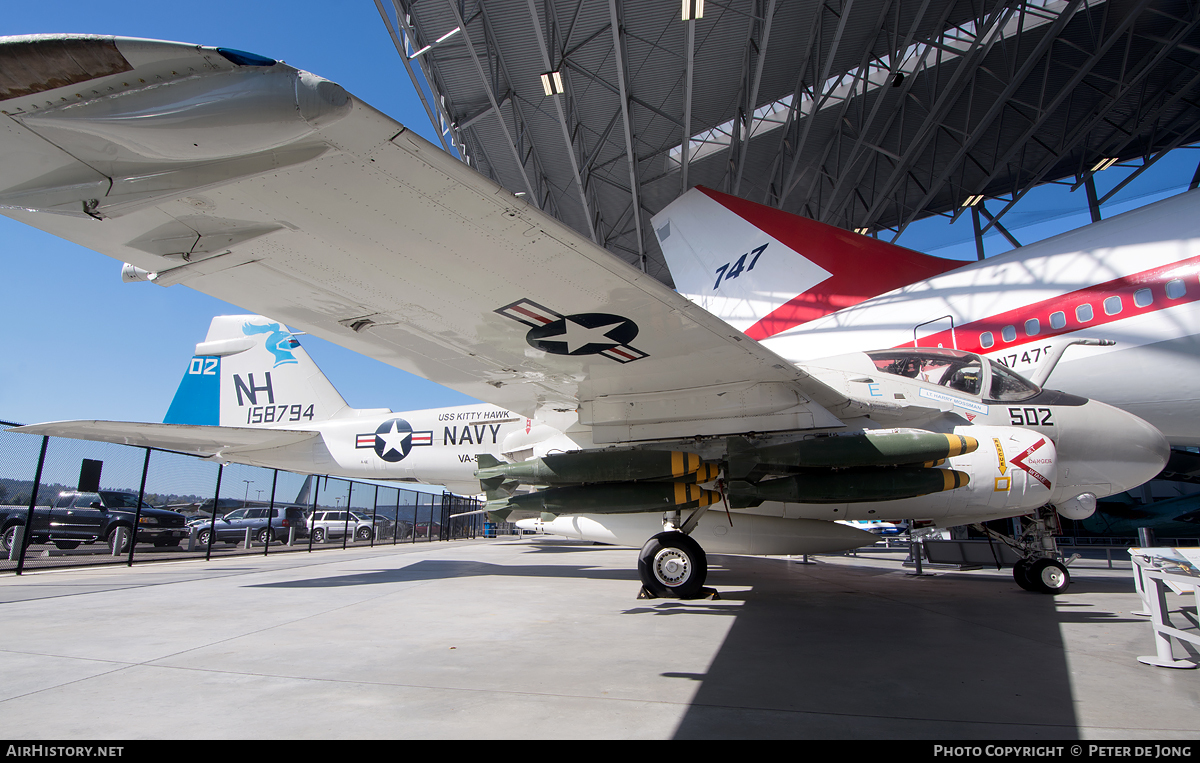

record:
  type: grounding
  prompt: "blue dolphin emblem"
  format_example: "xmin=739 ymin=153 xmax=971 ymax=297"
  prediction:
xmin=243 ymin=322 xmax=300 ymax=367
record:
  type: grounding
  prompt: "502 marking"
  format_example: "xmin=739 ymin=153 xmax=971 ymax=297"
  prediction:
xmin=995 ymin=345 xmax=1052 ymax=368
xmin=713 ymin=243 xmax=768 ymax=290
xmin=1009 ymin=407 xmax=1054 ymax=426
xmin=247 ymin=404 xmax=315 ymax=424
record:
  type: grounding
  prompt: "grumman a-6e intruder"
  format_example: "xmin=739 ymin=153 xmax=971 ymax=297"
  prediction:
xmin=0 ymin=35 xmax=1170 ymax=598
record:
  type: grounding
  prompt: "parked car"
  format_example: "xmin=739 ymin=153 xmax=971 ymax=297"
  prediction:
xmin=0 ymin=490 xmax=188 ymax=554
xmin=190 ymin=506 xmax=309 ymax=546
xmin=309 ymin=510 xmax=375 ymax=543
xmin=352 ymin=510 xmax=394 ymax=538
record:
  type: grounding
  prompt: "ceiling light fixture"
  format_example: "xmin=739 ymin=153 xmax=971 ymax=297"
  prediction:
xmin=540 ymin=71 xmax=565 ymax=96
xmin=409 ymin=26 xmax=460 ymax=59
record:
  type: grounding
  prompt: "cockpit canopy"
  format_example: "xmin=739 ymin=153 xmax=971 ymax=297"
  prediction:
xmin=866 ymin=348 xmax=1042 ymax=402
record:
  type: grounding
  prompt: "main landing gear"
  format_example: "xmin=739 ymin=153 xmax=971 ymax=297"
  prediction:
xmin=636 ymin=507 xmax=719 ymax=600
xmin=638 ymin=531 xmax=710 ymax=598
xmin=975 ymin=506 xmax=1077 ymax=595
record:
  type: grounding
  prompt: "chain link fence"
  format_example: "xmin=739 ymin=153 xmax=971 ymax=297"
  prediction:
xmin=0 ymin=422 xmax=483 ymax=574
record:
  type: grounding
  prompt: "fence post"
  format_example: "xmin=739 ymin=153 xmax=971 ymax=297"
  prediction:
xmin=127 ymin=448 xmax=152 ymax=566
xmin=307 ymin=476 xmax=322 ymax=552
xmin=392 ymin=491 xmax=400 ymax=545
xmin=15 ymin=436 xmax=49 ymax=576
xmin=370 ymin=485 xmax=379 ymax=547
xmin=206 ymin=465 xmax=224 ymax=561
xmin=441 ymin=494 xmax=449 ymax=541
xmin=264 ymin=470 xmax=278 ymax=557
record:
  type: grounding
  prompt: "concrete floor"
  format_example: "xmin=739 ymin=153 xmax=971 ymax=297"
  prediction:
xmin=0 ymin=537 xmax=1195 ymax=739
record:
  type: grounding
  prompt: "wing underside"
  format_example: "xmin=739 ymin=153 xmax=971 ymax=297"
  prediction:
xmin=0 ymin=35 xmax=852 ymax=443
xmin=10 ymin=420 xmax=318 ymax=458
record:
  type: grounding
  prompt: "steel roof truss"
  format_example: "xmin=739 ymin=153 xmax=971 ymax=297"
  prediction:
xmin=975 ymin=0 xmax=1193 ymax=236
xmin=379 ymin=0 xmax=455 ymax=154
xmin=525 ymin=0 xmax=599 ymax=242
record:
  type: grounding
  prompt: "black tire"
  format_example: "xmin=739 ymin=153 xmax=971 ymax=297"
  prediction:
xmin=1028 ymin=558 xmax=1071 ymax=594
xmin=312 ymin=528 xmax=326 ymax=544
xmin=2 ymin=526 xmax=20 ymax=555
xmin=197 ymin=529 xmax=213 ymax=547
xmin=257 ymin=528 xmax=274 ymax=545
xmin=637 ymin=531 xmax=708 ymax=599
xmin=107 ymin=527 xmax=131 ymax=554
xmin=355 ymin=526 xmax=372 ymax=541
xmin=153 ymin=539 xmax=181 ymax=548
xmin=53 ymin=541 xmax=81 ymax=550
xmin=1013 ymin=559 xmax=1037 ymax=591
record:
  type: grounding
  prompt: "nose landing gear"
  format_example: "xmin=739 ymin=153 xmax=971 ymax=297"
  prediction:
xmin=977 ymin=506 xmax=1077 ymax=594
xmin=1013 ymin=556 xmax=1071 ymax=594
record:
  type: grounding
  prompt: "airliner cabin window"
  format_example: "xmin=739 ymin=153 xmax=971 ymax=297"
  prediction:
xmin=1076 ymin=303 xmax=1094 ymax=322
xmin=1134 ymin=288 xmax=1153 ymax=308
xmin=1002 ymin=325 xmax=1017 ymax=342
xmin=980 ymin=331 xmax=994 ymax=349
xmin=1050 ymin=311 xmax=1066 ymax=329
xmin=1025 ymin=318 xmax=1040 ymax=336
xmin=866 ymin=349 xmax=983 ymax=396
xmin=1104 ymin=295 xmax=1123 ymax=315
xmin=1167 ymin=279 xmax=1186 ymax=299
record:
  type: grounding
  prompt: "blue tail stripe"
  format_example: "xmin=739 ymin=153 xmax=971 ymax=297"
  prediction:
xmin=164 ymin=356 xmax=221 ymax=425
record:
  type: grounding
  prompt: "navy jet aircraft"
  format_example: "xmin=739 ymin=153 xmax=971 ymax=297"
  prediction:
xmin=0 ymin=35 xmax=1169 ymax=597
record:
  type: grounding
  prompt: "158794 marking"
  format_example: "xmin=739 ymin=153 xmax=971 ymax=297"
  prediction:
xmin=247 ymin=404 xmax=314 ymax=424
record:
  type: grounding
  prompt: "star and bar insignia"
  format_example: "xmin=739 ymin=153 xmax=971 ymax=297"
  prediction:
xmin=495 ymin=299 xmax=648 ymax=363
xmin=356 ymin=418 xmax=433 ymax=463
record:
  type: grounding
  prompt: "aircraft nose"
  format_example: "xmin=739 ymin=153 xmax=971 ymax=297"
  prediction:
xmin=1060 ymin=401 xmax=1169 ymax=497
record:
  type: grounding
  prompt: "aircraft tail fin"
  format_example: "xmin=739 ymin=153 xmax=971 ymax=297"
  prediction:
xmin=294 ymin=475 xmax=314 ymax=507
xmin=164 ymin=315 xmax=370 ymax=427
xmin=650 ymin=186 xmax=961 ymax=340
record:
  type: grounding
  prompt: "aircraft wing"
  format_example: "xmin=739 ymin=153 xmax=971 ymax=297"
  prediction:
xmin=9 ymin=421 xmax=318 ymax=458
xmin=0 ymin=35 xmax=856 ymax=443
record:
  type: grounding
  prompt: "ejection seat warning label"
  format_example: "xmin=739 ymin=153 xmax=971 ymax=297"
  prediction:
xmin=931 ymin=746 xmax=1193 ymax=759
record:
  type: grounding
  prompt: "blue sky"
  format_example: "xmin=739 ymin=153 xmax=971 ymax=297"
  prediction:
xmin=2 ymin=1 xmax=1197 ymax=427
xmin=1 ymin=1 xmax=481 ymax=426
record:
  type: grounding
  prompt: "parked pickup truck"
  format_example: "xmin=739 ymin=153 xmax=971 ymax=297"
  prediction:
xmin=0 ymin=490 xmax=189 ymax=554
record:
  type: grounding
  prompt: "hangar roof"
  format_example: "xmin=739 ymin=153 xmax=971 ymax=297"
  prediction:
xmin=379 ymin=0 xmax=1200 ymax=284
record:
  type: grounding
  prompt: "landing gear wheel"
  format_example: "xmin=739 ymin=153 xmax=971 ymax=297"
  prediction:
xmin=1028 ymin=558 xmax=1070 ymax=594
xmin=637 ymin=532 xmax=708 ymax=599
xmin=1013 ymin=559 xmax=1037 ymax=591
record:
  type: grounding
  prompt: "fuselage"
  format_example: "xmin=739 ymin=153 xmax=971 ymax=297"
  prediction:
xmin=225 ymin=347 xmax=1167 ymax=524
xmin=224 ymin=403 xmax=575 ymax=495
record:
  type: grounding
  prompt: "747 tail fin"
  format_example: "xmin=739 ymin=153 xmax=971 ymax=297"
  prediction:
xmin=651 ymin=187 xmax=961 ymax=340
